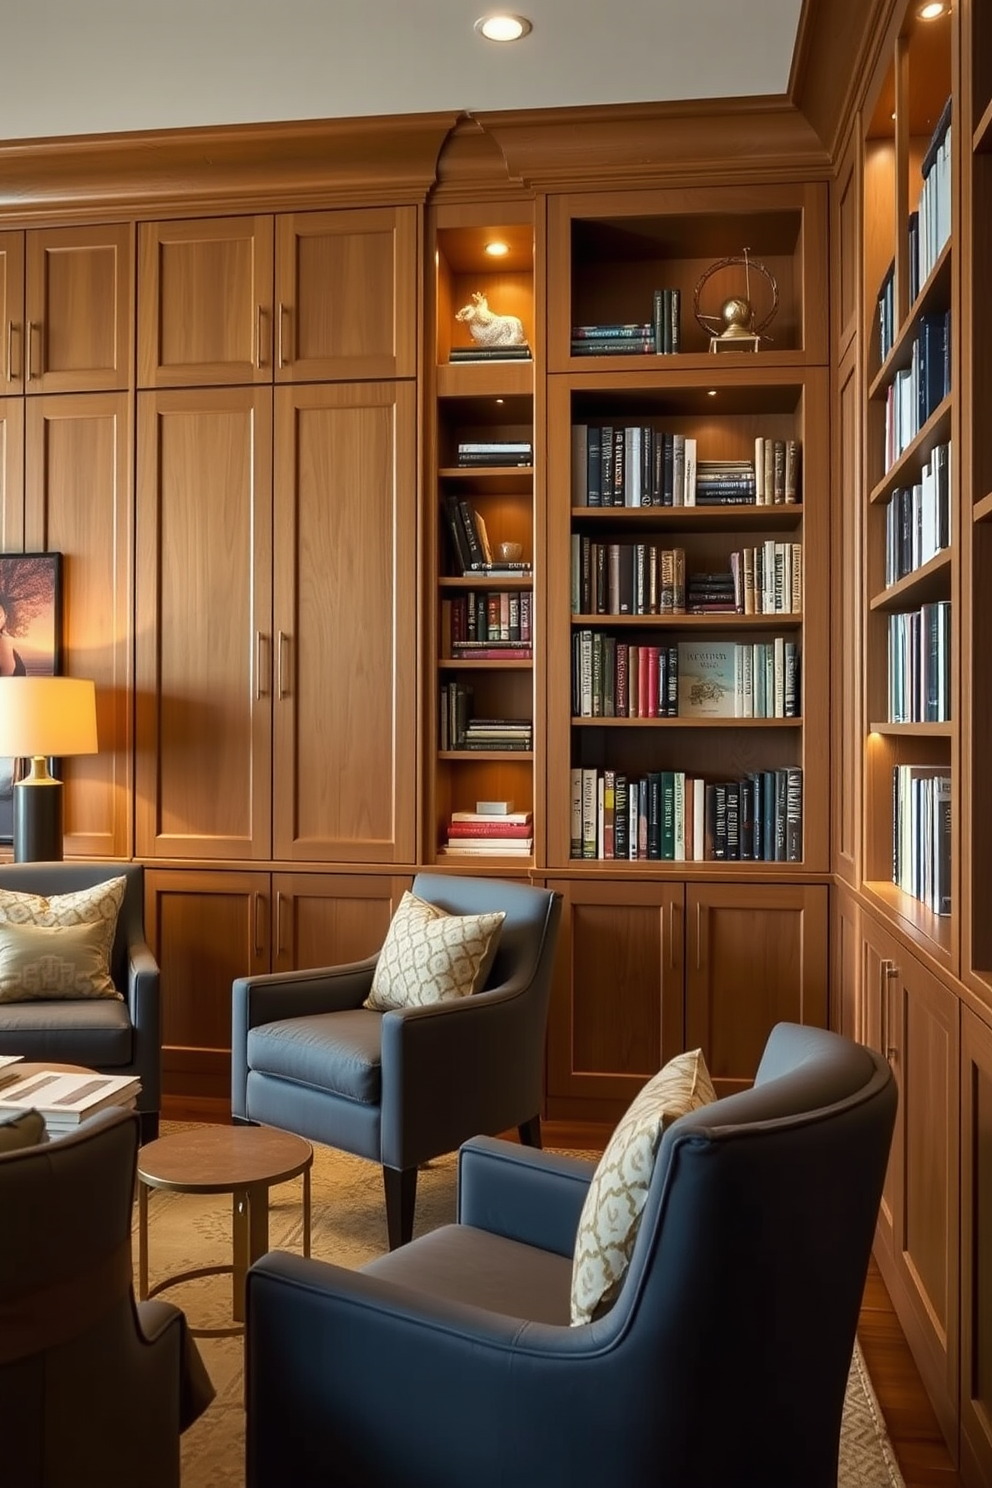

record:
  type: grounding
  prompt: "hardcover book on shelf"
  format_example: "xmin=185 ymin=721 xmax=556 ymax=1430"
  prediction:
xmin=676 ymin=642 xmax=738 ymax=717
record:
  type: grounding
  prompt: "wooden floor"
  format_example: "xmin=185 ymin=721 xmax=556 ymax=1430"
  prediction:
xmin=165 ymin=1103 xmax=964 ymax=1486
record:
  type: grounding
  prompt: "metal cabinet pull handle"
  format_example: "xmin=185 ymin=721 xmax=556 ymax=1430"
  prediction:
xmin=5 ymin=321 xmax=13 ymax=382
xmin=277 ymin=303 xmax=289 ymax=368
xmin=277 ymin=630 xmax=290 ymax=699
xmin=253 ymin=892 xmax=265 ymax=957
xmin=255 ymin=632 xmax=271 ymax=699
xmin=276 ymin=891 xmax=286 ymax=955
xmin=25 ymin=321 xmax=35 ymax=380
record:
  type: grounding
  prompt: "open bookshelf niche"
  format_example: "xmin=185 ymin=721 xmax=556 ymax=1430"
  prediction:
xmin=547 ymin=361 xmax=829 ymax=873
xmin=547 ymin=182 xmax=827 ymax=374
xmin=430 ymin=207 xmax=537 ymax=865
xmin=862 ymin=4 xmax=954 ymax=957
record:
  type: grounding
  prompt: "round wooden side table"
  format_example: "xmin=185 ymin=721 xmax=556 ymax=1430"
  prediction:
xmin=136 ymin=1124 xmax=313 ymax=1337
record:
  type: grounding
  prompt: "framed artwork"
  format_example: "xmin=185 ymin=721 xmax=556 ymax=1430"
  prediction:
xmin=0 ymin=553 xmax=63 ymax=845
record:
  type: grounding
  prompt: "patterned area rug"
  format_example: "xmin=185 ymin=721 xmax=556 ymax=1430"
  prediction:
xmin=136 ymin=1126 xmax=904 ymax=1488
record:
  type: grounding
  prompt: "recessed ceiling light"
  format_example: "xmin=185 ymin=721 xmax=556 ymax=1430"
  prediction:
xmin=485 ymin=240 xmax=509 ymax=257
xmin=475 ymin=14 xmax=533 ymax=42
xmin=918 ymin=1 xmax=946 ymax=17
xmin=707 ymin=389 xmax=717 ymax=397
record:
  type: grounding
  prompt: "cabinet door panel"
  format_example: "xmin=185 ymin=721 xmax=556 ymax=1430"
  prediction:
xmin=25 ymin=393 xmax=132 ymax=856
xmin=272 ymin=872 xmax=410 ymax=974
xmin=272 ymin=382 xmax=416 ymax=863
xmin=0 ymin=396 xmax=23 ymax=552
xmin=275 ymin=207 xmax=417 ymax=381
xmin=25 ymin=224 xmax=133 ymax=393
xmin=686 ymin=883 xmax=828 ymax=1095
xmin=961 ymin=1005 xmax=992 ymax=1486
xmin=545 ymin=878 xmax=684 ymax=1120
xmin=0 ymin=233 xmax=24 ymax=395
xmin=146 ymin=868 xmax=269 ymax=1104
xmin=136 ymin=387 xmax=273 ymax=859
xmin=138 ymin=216 xmax=275 ymax=387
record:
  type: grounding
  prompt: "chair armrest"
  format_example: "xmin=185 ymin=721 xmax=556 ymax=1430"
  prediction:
xmin=247 ymin=1251 xmax=594 ymax=1487
xmin=456 ymin=1136 xmax=595 ymax=1257
xmin=127 ymin=938 xmax=161 ymax=1116
xmin=231 ymin=959 xmax=377 ymax=1119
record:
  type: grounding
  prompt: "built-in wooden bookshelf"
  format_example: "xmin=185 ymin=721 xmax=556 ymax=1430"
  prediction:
xmin=427 ymin=203 xmax=540 ymax=867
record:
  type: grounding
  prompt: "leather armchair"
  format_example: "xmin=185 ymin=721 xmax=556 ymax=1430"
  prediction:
xmin=232 ymin=873 xmax=562 ymax=1248
xmin=246 ymin=1023 xmax=897 ymax=1488
xmin=0 ymin=1106 xmax=214 ymax=1488
xmin=0 ymin=862 xmax=161 ymax=1143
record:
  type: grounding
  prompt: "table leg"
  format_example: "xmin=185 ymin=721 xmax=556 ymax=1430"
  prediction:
xmin=302 ymin=1164 xmax=311 ymax=1258
xmin=232 ymin=1183 xmax=271 ymax=1323
xmin=138 ymin=1180 xmax=149 ymax=1300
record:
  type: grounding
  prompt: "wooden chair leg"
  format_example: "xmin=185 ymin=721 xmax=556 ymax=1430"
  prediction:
xmin=518 ymin=1115 xmax=542 ymax=1148
xmin=383 ymin=1165 xmax=417 ymax=1250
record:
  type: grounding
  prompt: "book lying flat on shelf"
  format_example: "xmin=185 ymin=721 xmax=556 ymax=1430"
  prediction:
xmin=0 ymin=1070 xmax=140 ymax=1131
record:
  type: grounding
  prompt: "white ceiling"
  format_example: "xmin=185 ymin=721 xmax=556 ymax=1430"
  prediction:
xmin=0 ymin=0 xmax=804 ymax=145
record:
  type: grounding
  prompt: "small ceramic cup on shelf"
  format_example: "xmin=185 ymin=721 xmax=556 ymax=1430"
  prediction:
xmin=497 ymin=541 xmax=524 ymax=562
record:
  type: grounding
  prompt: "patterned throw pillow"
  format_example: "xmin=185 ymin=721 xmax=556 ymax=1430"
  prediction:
xmin=363 ymin=890 xmax=505 ymax=1012
xmin=0 ymin=878 xmax=127 ymax=1003
xmin=570 ymin=1047 xmax=717 ymax=1325
xmin=0 ymin=1107 xmax=46 ymax=1152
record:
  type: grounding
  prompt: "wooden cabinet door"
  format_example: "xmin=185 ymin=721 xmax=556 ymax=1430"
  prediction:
xmin=274 ymin=207 xmax=417 ymax=382
xmin=272 ymin=381 xmax=417 ymax=863
xmin=135 ymin=387 xmax=273 ymax=859
xmin=685 ymin=882 xmax=828 ymax=1097
xmin=862 ymin=909 xmax=960 ymax=1453
xmin=544 ymin=878 xmax=685 ymax=1123
xmin=0 ymin=397 xmax=23 ymax=551
xmin=0 ymin=233 xmax=25 ymax=395
xmin=861 ymin=920 xmax=899 ymax=1256
xmin=961 ymin=1004 xmax=992 ymax=1488
xmin=24 ymin=224 xmax=133 ymax=393
xmin=271 ymin=872 xmax=410 ymax=974
xmin=137 ymin=216 xmax=275 ymax=387
xmin=25 ymin=393 xmax=133 ymax=857
xmin=145 ymin=867 xmax=270 ymax=1105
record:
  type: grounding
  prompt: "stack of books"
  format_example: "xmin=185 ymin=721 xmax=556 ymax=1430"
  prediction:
xmin=456 ymin=441 xmax=533 ymax=467
xmin=686 ymin=570 xmax=738 ymax=613
xmin=462 ymin=718 xmax=533 ymax=752
xmin=440 ymin=806 xmax=534 ymax=858
xmin=449 ymin=343 xmax=532 ymax=361
xmin=0 ymin=1069 xmax=141 ymax=1135
xmin=694 ymin=460 xmax=757 ymax=505
xmin=570 ymin=323 xmax=655 ymax=355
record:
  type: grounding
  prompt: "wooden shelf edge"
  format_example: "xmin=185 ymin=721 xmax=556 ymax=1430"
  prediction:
xmin=571 ymin=716 xmax=802 ymax=728
xmin=860 ymin=880 xmax=953 ymax=961
xmin=571 ymin=612 xmax=802 ymax=627
xmin=867 ymin=721 xmax=953 ymax=737
xmin=973 ymin=491 xmax=992 ymax=524
xmin=868 ymin=548 xmax=951 ymax=610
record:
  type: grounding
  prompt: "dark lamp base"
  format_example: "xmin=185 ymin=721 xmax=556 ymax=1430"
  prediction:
xmin=13 ymin=779 xmax=64 ymax=863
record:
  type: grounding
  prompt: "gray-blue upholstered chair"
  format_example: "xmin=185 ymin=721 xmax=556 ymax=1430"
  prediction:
xmin=245 ymin=1022 xmax=897 ymax=1488
xmin=0 ymin=1105 xmax=214 ymax=1488
xmin=232 ymin=873 xmax=562 ymax=1249
xmin=0 ymin=862 xmax=161 ymax=1143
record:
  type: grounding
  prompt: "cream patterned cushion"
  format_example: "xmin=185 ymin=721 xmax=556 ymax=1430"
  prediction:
xmin=0 ymin=877 xmax=126 ymax=1002
xmin=570 ymin=1047 xmax=717 ymax=1325
xmin=364 ymin=890 xmax=505 ymax=1012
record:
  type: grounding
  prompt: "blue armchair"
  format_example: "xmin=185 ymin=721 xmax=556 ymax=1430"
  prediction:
xmin=245 ymin=1023 xmax=897 ymax=1488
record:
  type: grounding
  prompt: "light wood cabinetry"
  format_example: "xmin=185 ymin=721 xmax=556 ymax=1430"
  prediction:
xmin=960 ymin=1001 xmax=992 ymax=1486
xmin=546 ymin=877 xmax=826 ymax=1117
xmin=0 ymin=224 xmax=132 ymax=394
xmin=146 ymin=868 xmax=409 ymax=1101
xmin=24 ymin=394 xmax=133 ymax=857
xmin=0 ymin=398 xmax=24 ymax=550
xmin=138 ymin=207 xmax=417 ymax=387
xmin=135 ymin=379 xmax=417 ymax=863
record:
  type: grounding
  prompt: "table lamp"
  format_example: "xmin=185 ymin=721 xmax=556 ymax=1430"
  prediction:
xmin=0 ymin=676 xmax=99 ymax=861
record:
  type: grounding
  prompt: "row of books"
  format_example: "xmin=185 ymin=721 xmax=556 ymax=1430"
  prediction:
xmin=444 ymin=590 xmax=533 ymax=648
xmin=883 ymin=310 xmax=951 ymax=472
xmin=915 ymin=96 xmax=952 ymax=293
xmin=455 ymin=440 xmax=533 ymax=467
xmin=569 ymin=766 xmax=803 ymax=862
xmin=572 ymin=634 xmax=800 ymax=721
xmin=571 ymin=425 xmax=801 ymax=507
xmin=887 ymin=601 xmax=951 ymax=725
xmin=443 ymin=495 xmax=533 ymax=577
xmin=437 ymin=808 xmax=533 ymax=859
xmin=569 ymin=289 xmax=682 ymax=356
xmin=893 ymin=765 xmax=951 ymax=917
xmin=439 ymin=683 xmax=533 ymax=752
xmin=884 ymin=442 xmax=951 ymax=587
xmin=571 ymin=540 xmax=802 ymax=618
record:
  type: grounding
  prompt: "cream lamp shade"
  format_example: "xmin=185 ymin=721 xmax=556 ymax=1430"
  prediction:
xmin=0 ymin=677 xmax=99 ymax=861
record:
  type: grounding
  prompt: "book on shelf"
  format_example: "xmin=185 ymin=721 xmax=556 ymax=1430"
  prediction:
xmin=451 ymin=647 xmax=533 ymax=660
xmin=676 ymin=642 xmax=737 ymax=717
xmin=449 ymin=344 xmax=532 ymax=360
xmin=448 ymin=818 xmax=532 ymax=836
xmin=570 ymin=338 xmax=656 ymax=355
xmin=652 ymin=288 xmax=681 ymax=354
xmin=439 ymin=841 xmax=533 ymax=856
xmin=0 ymin=1070 xmax=141 ymax=1131
xmin=571 ymin=323 xmax=653 ymax=340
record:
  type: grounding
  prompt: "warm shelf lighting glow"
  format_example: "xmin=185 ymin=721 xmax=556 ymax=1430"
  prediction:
xmin=707 ymin=389 xmax=717 ymax=397
xmin=485 ymin=240 xmax=509 ymax=256
xmin=918 ymin=1 xmax=946 ymax=18
xmin=475 ymin=14 xmax=532 ymax=42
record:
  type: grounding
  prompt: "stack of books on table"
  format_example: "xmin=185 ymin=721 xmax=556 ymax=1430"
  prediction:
xmin=440 ymin=807 xmax=534 ymax=858
xmin=0 ymin=1070 xmax=140 ymax=1134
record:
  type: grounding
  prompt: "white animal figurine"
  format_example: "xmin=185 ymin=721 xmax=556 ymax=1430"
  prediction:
xmin=455 ymin=291 xmax=526 ymax=347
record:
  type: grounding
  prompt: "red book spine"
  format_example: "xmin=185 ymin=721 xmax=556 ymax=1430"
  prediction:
xmin=447 ymin=821 xmax=533 ymax=838
xmin=646 ymin=646 xmax=660 ymax=717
